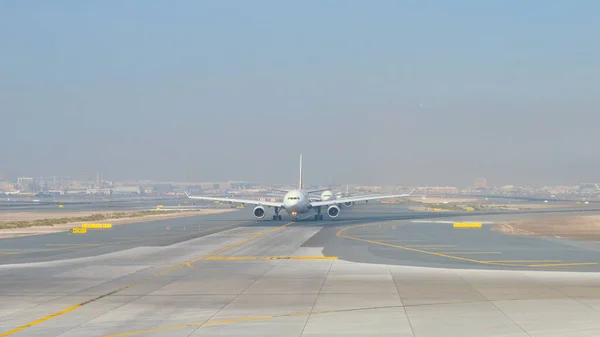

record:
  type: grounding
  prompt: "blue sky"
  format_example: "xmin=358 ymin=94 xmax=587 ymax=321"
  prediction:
xmin=1 ymin=1 xmax=599 ymax=186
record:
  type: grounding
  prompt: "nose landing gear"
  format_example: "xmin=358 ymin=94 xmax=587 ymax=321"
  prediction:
xmin=313 ymin=207 xmax=323 ymax=221
xmin=272 ymin=207 xmax=282 ymax=221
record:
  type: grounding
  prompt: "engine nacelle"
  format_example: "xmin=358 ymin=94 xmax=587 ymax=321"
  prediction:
xmin=343 ymin=201 xmax=353 ymax=208
xmin=253 ymin=206 xmax=266 ymax=219
xmin=327 ymin=205 xmax=340 ymax=218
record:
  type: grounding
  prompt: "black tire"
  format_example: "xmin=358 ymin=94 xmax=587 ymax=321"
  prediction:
xmin=278 ymin=215 xmax=282 ymax=220
xmin=319 ymin=215 xmax=323 ymax=220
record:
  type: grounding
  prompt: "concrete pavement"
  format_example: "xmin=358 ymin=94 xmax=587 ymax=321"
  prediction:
xmin=2 ymin=206 xmax=600 ymax=336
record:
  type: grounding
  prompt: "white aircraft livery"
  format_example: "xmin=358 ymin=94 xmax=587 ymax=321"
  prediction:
xmin=185 ymin=154 xmax=413 ymax=221
xmin=310 ymin=186 xmax=377 ymax=208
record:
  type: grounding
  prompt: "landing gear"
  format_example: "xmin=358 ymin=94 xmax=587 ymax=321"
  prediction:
xmin=314 ymin=207 xmax=323 ymax=221
xmin=272 ymin=208 xmax=282 ymax=221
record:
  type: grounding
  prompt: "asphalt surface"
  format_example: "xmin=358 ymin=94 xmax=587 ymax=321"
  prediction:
xmin=0 ymin=210 xmax=251 ymax=264
xmin=0 ymin=198 xmax=195 ymax=213
xmin=3 ymin=204 xmax=600 ymax=271
xmin=3 ymin=204 xmax=600 ymax=336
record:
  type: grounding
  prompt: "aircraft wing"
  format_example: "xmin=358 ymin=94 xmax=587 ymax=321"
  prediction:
xmin=310 ymin=189 xmax=414 ymax=207
xmin=185 ymin=192 xmax=283 ymax=208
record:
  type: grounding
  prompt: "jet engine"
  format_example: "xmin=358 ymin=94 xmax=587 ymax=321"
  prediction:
xmin=253 ymin=206 xmax=266 ymax=219
xmin=343 ymin=201 xmax=353 ymax=208
xmin=327 ymin=205 xmax=340 ymax=218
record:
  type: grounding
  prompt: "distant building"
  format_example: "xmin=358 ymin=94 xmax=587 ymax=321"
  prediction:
xmin=417 ymin=186 xmax=460 ymax=195
xmin=473 ymin=177 xmax=487 ymax=189
xmin=16 ymin=177 xmax=37 ymax=192
xmin=580 ymin=183 xmax=599 ymax=194
xmin=230 ymin=182 xmax=259 ymax=189
xmin=153 ymin=184 xmax=173 ymax=194
xmin=111 ymin=186 xmax=140 ymax=195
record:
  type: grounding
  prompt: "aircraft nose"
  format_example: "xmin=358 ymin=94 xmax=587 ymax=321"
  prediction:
xmin=285 ymin=199 xmax=298 ymax=209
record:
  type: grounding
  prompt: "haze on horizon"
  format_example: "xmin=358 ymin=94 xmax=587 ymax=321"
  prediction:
xmin=1 ymin=1 xmax=598 ymax=187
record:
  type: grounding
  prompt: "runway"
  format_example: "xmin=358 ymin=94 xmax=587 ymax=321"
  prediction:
xmin=2 ymin=205 xmax=600 ymax=336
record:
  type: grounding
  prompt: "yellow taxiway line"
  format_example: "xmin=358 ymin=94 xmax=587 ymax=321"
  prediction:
xmin=376 ymin=239 xmax=424 ymax=242
xmin=336 ymin=223 xmax=598 ymax=269
xmin=0 ymin=222 xmax=243 ymax=257
xmin=405 ymin=244 xmax=457 ymax=248
xmin=438 ymin=252 xmax=502 ymax=255
xmin=484 ymin=260 xmax=562 ymax=263
xmin=104 ymin=286 xmax=600 ymax=337
xmin=101 ymin=305 xmax=403 ymax=337
xmin=205 ymin=256 xmax=338 ymax=261
xmin=0 ymin=216 xmax=309 ymax=337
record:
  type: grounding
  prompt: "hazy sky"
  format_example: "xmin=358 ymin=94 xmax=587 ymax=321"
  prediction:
xmin=1 ymin=1 xmax=599 ymax=187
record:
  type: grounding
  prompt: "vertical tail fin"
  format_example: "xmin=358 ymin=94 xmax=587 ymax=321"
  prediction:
xmin=299 ymin=154 xmax=303 ymax=190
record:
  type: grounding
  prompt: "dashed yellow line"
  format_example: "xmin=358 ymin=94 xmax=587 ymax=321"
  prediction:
xmin=0 ymin=217 xmax=307 ymax=337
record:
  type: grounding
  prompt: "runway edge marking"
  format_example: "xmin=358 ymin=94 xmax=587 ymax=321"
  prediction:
xmin=0 ymin=217 xmax=306 ymax=337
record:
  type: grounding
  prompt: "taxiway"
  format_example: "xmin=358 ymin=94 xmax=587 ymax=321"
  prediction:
xmin=2 ymin=205 xmax=600 ymax=336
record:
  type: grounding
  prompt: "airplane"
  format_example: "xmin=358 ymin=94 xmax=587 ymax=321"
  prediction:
xmin=2 ymin=190 xmax=20 ymax=195
xmin=185 ymin=154 xmax=414 ymax=221
xmin=309 ymin=185 xmax=379 ymax=208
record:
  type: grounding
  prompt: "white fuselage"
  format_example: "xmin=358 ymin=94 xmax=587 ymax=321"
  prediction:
xmin=320 ymin=190 xmax=334 ymax=201
xmin=319 ymin=190 xmax=346 ymax=201
xmin=282 ymin=190 xmax=311 ymax=216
